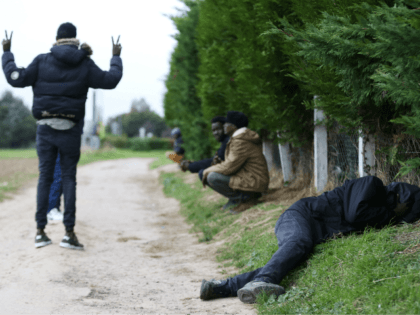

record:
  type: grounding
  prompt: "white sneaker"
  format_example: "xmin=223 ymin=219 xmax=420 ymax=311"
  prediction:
xmin=47 ymin=208 xmax=64 ymax=222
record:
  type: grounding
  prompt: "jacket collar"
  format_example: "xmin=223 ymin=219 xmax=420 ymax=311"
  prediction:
xmin=232 ymin=127 xmax=247 ymax=138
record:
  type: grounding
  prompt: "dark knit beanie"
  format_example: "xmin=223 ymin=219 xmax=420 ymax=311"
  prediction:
xmin=211 ymin=116 xmax=226 ymax=124
xmin=226 ymin=111 xmax=248 ymax=129
xmin=57 ymin=23 xmax=77 ymax=39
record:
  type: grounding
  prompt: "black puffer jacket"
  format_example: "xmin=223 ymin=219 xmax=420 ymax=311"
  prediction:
xmin=2 ymin=45 xmax=122 ymax=122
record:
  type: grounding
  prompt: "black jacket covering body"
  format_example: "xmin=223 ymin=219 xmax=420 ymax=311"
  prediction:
xmin=2 ymin=45 xmax=123 ymax=122
xmin=188 ymin=135 xmax=230 ymax=173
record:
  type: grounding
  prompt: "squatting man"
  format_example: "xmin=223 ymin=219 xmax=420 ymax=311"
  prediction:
xmin=2 ymin=23 xmax=123 ymax=250
xmin=200 ymin=175 xmax=420 ymax=304
xmin=201 ymin=111 xmax=270 ymax=214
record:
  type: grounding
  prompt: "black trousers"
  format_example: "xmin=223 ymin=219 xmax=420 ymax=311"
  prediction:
xmin=225 ymin=209 xmax=314 ymax=296
xmin=36 ymin=124 xmax=81 ymax=230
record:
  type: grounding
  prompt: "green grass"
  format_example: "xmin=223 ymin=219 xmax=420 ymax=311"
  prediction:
xmin=161 ymin=171 xmax=420 ymax=314
xmin=161 ymin=171 xmax=239 ymax=241
xmin=0 ymin=149 xmax=37 ymax=159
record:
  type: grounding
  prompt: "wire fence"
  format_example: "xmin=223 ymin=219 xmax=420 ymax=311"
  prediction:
xmin=327 ymin=123 xmax=359 ymax=187
xmin=270 ymin=122 xmax=420 ymax=191
xmin=371 ymin=134 xmax=420 ymax=186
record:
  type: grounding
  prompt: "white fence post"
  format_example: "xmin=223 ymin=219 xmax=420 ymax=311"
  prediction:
xmin=358 ymin=132 xmax=376 ymax=177
xmin=263 ymin=139 xmax=281 ymax=172
xmin=314 ymin=97 xmax=328 ymax=192
xmin=278 ymin=139 xmax=293 ymax=183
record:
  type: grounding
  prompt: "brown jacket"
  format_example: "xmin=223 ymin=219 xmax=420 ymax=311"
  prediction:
xmin=203 ymin=128 xmax=269 ymax=192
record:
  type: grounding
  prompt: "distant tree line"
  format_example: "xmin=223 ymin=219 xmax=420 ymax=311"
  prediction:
xmin=0 ymin=91 xmax=37 ymax=148
xmin=164 ymin=0 xmax=420 ymax=175
xmin=106 ymin=98 xmax=169 ymax=138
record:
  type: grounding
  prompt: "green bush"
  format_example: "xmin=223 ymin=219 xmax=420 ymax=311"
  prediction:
xmin=102 ymin=134 xmax=129 ymax=149
xmin=128 ymin=138 xmax=172 ymax=151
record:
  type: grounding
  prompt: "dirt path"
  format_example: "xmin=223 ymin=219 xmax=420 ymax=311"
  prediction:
xmin=0 ymin=158 xmax=256 ymax=314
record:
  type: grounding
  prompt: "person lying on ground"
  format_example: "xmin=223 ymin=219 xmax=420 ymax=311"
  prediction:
xmin=167 ymin=127 xmax=185 ymax=163
xmin=180 ymin=116 xmax=230 ymax=180
xmin=201 ymin=111 xmax=269 ymax=213
xmin=2 ymin=23 xmax=123 ymax=250
xmin=200 ymin=175 xmax=420 ymax=304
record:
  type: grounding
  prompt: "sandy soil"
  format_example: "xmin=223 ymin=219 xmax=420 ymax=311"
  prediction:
xmin=0 ymin=158 xmax=256 ymax=314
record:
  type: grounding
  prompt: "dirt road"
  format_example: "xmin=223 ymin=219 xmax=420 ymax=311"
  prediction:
xmin=0 ymin=158 xmax=256 ymax=314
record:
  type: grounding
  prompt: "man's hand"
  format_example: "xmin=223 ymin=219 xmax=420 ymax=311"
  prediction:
xmin=180 ymin=160 xmax=191 ymax=172
xmin=211 ymin=154 xmax=222 ymax=166
xmin=81 ymin=43 xmax=93 ymax=56
xmin=112 ymin=35 xmax=122 ymax=56
xmin=2 ymin=30 xmax=13 ymax=52
xmin=394 ymin=202 xmax=408 ymax=217
xmin=202 ymin=172 xmax=208 ymax=188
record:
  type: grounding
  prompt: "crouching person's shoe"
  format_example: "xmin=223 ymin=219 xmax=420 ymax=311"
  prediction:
xmin=200 ymin=279 xmax=232 ymax=300
xmin=222 ymin=199 xmax=240 ymax=211
xmin=238 ymin=280 xmax=285 ymax=304
xmin=60 ymin=231 xmax=84 ymax=250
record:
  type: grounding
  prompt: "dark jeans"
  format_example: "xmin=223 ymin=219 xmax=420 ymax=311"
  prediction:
xmin=206 ymin=172 xmax=254 ymax=202
xmin=225 ymin=209 xmax=314 ymax=296
xmin=36 ymin=125 xmax=81 ymax=230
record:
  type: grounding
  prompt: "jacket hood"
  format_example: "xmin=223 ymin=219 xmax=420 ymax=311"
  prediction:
xmin=50 ymin=45 xmax=87 ymax=65
xmin=233 ymin=128 xmax=262 ymax=144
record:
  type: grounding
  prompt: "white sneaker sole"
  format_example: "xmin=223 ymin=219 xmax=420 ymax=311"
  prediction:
xmin=238 ymin=283 xmax=285 ymax=304
xmin=60 ymin=242 xmax=84 ymax=250
xmin=35 ymin=240 xmax=52 ymax=248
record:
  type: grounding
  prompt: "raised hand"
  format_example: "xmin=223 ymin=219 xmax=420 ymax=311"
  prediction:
xmin=112 ymin=35 xmax=122 ymax=56
xmin=81 ymin=43 xmax=93 ymax=56
xmin=2 ymin=30 xmax=13 ymax=52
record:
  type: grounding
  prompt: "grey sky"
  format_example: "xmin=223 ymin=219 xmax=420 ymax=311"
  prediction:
xmin=0 ymin=0 xmax=186 ymax=122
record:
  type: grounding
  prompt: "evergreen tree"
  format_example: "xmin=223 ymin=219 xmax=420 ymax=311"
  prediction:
xmin=196 ymin=0 xmax=313 ymax=146
xmin=0 ymin=91 xmax=37 ymax=148
xmin=261 ymin=0 xmax=396 ymax=135
xmin=164 ymin=0 xmax=213 ymax=160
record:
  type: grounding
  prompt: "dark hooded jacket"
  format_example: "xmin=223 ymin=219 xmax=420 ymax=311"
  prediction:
xmin=288 ymin=176 xmax=420 ymax=243
xmin=2 ymin=45 xmax=122 ymax=122
xmin=188 ymin=135 xmax=230 ymax=173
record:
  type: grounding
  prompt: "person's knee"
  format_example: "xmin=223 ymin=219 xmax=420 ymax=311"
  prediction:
xmin=39 ymin=169 xmax=54 ymax=182
xmin=207 ymin=172 xmax=220 ymax=186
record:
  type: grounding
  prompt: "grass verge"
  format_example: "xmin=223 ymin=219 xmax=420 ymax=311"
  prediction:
xmin=161 ymin=170 xmax=420 ymax=314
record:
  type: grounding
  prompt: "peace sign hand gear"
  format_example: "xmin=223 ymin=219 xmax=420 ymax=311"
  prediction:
xmin=112 ymin=35 xmax=122 ymax=56
xmin=2 ymin=30 xmax=13 ymax=52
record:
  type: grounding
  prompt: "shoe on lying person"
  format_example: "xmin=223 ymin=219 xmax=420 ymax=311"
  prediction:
xmin=200 ymin=279 xmax=232 ymax=300
xmin=47 ymin=208 xmax=64 ymax=222
xmin=35 ymin=229 xmax=52 ymax=248
xmin=237 ymin=280 xmax=285 ymax=304
xmin=60 ymin=231 xmax=84 ymax=250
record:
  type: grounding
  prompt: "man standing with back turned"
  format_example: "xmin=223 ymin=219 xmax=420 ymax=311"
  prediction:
xmin=2 ymin=23 xmax=123 ymax=250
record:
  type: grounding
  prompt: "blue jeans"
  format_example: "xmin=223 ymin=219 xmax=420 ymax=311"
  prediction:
xmin=225 ymin=209 xmax=314 ymax=296
xmin=48 ymin=153 xmax=62 ymax=212
xmin=36 ymin=125 xmax=81 ymax=230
